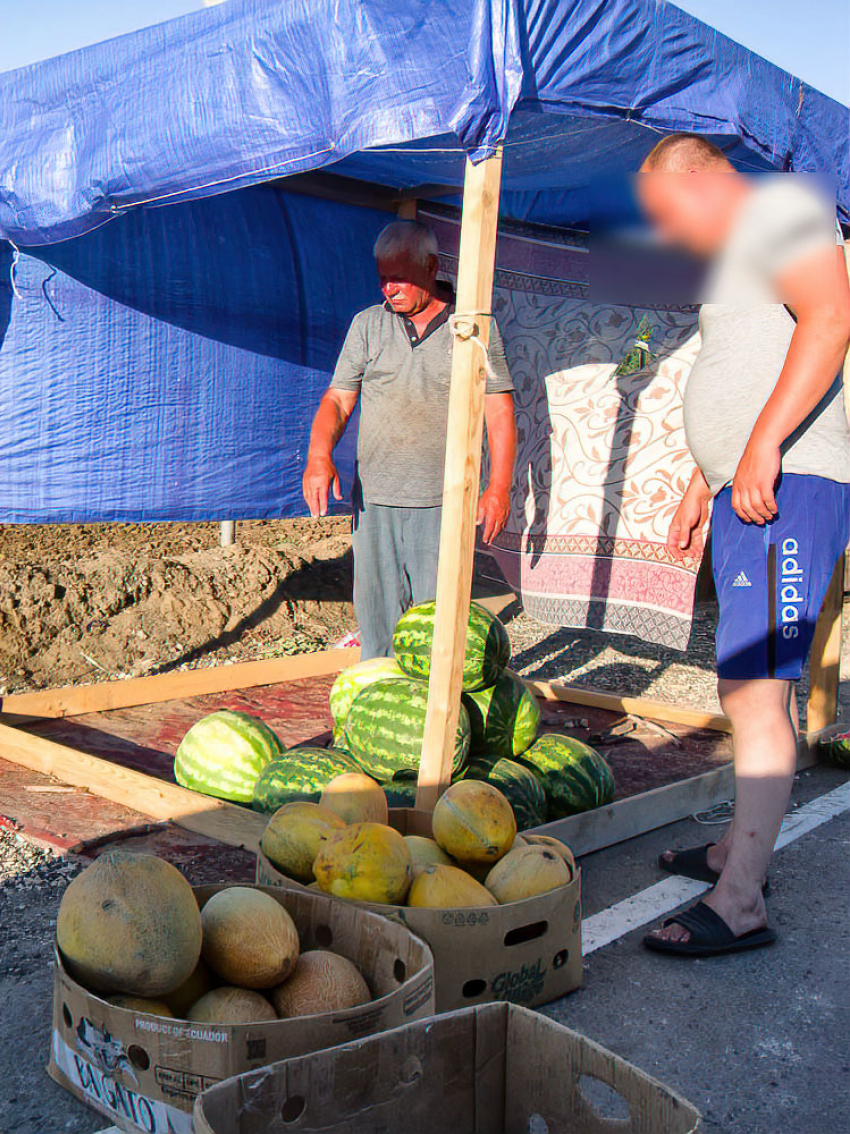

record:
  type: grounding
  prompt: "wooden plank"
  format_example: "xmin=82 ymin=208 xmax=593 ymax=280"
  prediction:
xmin=0 ymin=647 xmax=358 ymax=721
xmin=417 ymin=151 xmax=504 ymax=811
xmin=397 ymin=198 xmax=418 ymax=220
xmin=806 ymin=554 xmax=845 ymax=742
xmin=527 ymin=764 xmax=736 ymax=857
xmin=527 ymin=679 xmax=732 ymax=733
xmin=527 ymin=733 xmax=818 ymax=856
xmin=0 ymin=722 xmax=268 ymax=851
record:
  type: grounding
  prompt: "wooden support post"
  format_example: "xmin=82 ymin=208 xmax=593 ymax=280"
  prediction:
xmin=416 ymin=152 xmax=503 ymax=811
xmin=397 ymin=198 xmax=418 ymax=220
xmin=806 ymin=553 xmax=845 ymax=744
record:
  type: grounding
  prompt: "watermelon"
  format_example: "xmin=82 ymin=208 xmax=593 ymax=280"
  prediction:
xmin=817 ymin=727 xmax=850 ymax=769
xmin=174 ymin=711 xmax=283 ymax=803
xmin=329 ymin=657 xmax=405 ymax=726
xmin=393 ymin=600 xmax=510 ymax=692
xmin=344 ymin=677 xmax=471 ymax=782
xmin=517 ymin=733 xmax=615 ymax=818
xmin=252 ymin=747 xmax=360 ymax=813
xmin=461 ymin=756 xmax=547 ymax=831
xmin=462 ymin=669 xmax=540 ymax=757
xmin=383 ymin=777 xmax=419 ymax=809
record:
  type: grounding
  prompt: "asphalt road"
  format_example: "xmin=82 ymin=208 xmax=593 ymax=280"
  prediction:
xmin=1 ymin=765 xmax=847 ymax=1134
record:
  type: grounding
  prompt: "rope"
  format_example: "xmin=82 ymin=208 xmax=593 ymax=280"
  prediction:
xmin=7 ymin=241 xmax=22 ymax=299
xmin=448 ymin=311 xmax=498 ymax=382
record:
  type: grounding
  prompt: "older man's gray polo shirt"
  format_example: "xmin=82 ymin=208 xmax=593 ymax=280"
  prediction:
xmin=331 ymin=294 xmax=513 ymax=507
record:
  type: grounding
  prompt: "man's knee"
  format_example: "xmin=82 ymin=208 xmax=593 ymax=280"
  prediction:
xmin=718 ymin=677 xmax=792 ymax=719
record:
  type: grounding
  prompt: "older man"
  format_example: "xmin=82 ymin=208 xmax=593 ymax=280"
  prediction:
xmin=303 ymin=220 xmax=516 ymax=658
xmin=636 ymin=134 xmax=850 ymax=956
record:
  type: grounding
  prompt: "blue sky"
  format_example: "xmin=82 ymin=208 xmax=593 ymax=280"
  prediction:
xmin=1 ymin=0 xmax=848 ymax=104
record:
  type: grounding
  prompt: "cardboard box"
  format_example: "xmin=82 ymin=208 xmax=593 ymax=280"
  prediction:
xmin=193 ymin=1001 xmax=702 ymax=1134
xmin=256 ymin=810 xmax=582 ymax=1013
xmin=47 ymin=883 xmax=435 ymax=1134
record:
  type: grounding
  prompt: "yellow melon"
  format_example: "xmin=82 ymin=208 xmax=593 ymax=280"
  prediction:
xmin=485 ymin=844 xmax=571 ymax=904
xmin=163 ymin=959 xmax=216 ymax=1018
xmin=201 ymin=888 xmax=300 ymax=988
xmin=404 ymin=835 xmax=454 ymax=877
xmin=313 ymin=822 xmax=412 ymax=904
xmin=407 ymin=864 xmax=498 ymax=909
xmin=260 ymin=802 xmax=346 ymax=882
xmin=432 ymin=780 xmax=516 ymax=866
xmin=270 ymin=950 xmax=371 ymax=1017
xmin=108 ymin=996 xmax=174 ymax=1018
xmin=523 ymin=834 xmax=576 ymax=877
xmin=320 ymin=773 xmax=389 ymax=825
xmin=56 ymin=851 xmax=202 ymax=996
xmin=187 ymin=987 xmax=277 ymax=1024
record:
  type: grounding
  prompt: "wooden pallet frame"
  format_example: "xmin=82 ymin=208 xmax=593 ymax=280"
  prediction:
xmin=0 ymin=624 xmax=832 ymax=858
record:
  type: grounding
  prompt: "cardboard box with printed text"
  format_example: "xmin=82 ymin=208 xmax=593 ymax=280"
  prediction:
xmin=256 ymin=808 xmax=582 ymax=1012
xmin=193 ymin=1001 xmax=701 ymax=1134
xmin=47 ymin=883 xmax=434 ymax=1134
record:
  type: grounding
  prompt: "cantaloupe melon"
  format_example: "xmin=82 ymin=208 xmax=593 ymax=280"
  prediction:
xmin=523 ymin=834 xmax=576 ymax=880
xmin=108 ymin=996 xmax=174 ymax=1018
xmin=187 ymin=987 xmax=277 ymax=1024
xmin=260 ymin=802 xmax=346 ymax=882
xmin=320 ymin=773 xmax=389 ymax=825
xmin=313 ymin=823 xmax=412 ymax=904
xmin=485 ymin=844 xmax=570 ymax=904
xmin=163 ymin=959 xmax=217 ymax=1018
xmin=404 ymin=835 xmax=454 ymax=877
xmin=407 ymin=864 xmax=498 ymax=909
xmin=432 ymin=780 xmax=516 ymax=866
xmin=201 ymin=888 xmax=300 ymax=989
xmin=270 ymin=950 xmax=371 ymax=1017
xmin=56 ymin=851 xmax=202 ymax=996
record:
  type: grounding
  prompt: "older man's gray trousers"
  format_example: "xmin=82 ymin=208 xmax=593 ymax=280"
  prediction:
xmin=352 ymin=499 xmax=442 ymax=659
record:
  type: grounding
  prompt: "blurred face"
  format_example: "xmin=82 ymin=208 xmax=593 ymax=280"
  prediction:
xmin=636 ymin=172 xmax=737 ymax=256
xmin=377 ymin=251 xmax=439 ymax=316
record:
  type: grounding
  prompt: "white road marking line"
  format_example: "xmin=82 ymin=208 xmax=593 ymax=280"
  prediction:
xmin=581 ymin=780 xmax=850 ymax=955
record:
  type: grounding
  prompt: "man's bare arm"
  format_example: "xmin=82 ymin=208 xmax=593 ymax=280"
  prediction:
xmin=477 ymin=392 xmax=517 ymax=543
xmin=732 ymin=245 xmax=850 ymax=524
xmin=303 ymin=388 xmax=359 ymax=517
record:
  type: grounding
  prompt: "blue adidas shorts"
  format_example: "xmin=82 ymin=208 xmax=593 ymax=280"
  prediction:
xmin=712 ymin=474 xmax=850 ymax=681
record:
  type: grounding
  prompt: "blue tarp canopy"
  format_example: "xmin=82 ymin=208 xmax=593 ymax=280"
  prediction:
xmin=1 ymin=0 xmax=847 ymax=521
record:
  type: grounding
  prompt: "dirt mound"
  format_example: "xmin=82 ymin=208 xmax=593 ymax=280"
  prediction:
xmin=0 ymin=519 xmax=355 ymax=693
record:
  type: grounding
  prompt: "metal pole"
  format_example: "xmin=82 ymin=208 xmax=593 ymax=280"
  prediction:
xmin=220 ymin=521 xmax=236 ymax=547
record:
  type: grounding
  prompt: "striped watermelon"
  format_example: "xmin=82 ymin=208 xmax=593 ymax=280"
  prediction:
xmin=251 ymin=747 xmax=360 ymax=812
xmin=383 ymin=777 xmax=419 ymax=809
xmin=344 ymin=677 xmax=471 ymax=782
xmin=393 ymin=600 xmax=510 ymax=692
xmin=817 ymin=727 xmax=850 ymax=769
xmin=462 ymin=669 xmax=540 ymax=758
xmin=517 ymin=733 xmax=615 ymax=818
xmin=329 ymin=657 xmax=405 ymax=726
xmin=461 ymin=755 xmax=548 ymax=830
xmin=174 ymin=711 xmax=283 ymax=804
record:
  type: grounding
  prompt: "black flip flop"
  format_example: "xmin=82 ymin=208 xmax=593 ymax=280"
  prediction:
xmin=643 ymin=901 xmax=777 ymax=957
xmin=658 ymin=844 xmax=770 ymax=894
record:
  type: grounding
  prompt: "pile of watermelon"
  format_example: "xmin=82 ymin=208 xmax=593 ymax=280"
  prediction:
xmin=173 ymin=599 xmax=615 ymax=829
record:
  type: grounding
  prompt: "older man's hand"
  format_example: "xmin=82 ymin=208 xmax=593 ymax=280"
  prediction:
xmin=303 ymin=454 xmax=341 ymax=518
xmin=477 ymin=485 xmax=511 ymax=544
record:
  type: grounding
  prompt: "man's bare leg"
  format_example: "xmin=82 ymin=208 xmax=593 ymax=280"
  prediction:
xmin=659 ymin=685 xmax=799 ymax=877
xmin=650 ymin=677 xmax=797 ymax=943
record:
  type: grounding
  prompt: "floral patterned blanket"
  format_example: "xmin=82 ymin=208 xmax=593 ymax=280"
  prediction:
xmin=427 ymin=210 xmax=704 ymax=651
